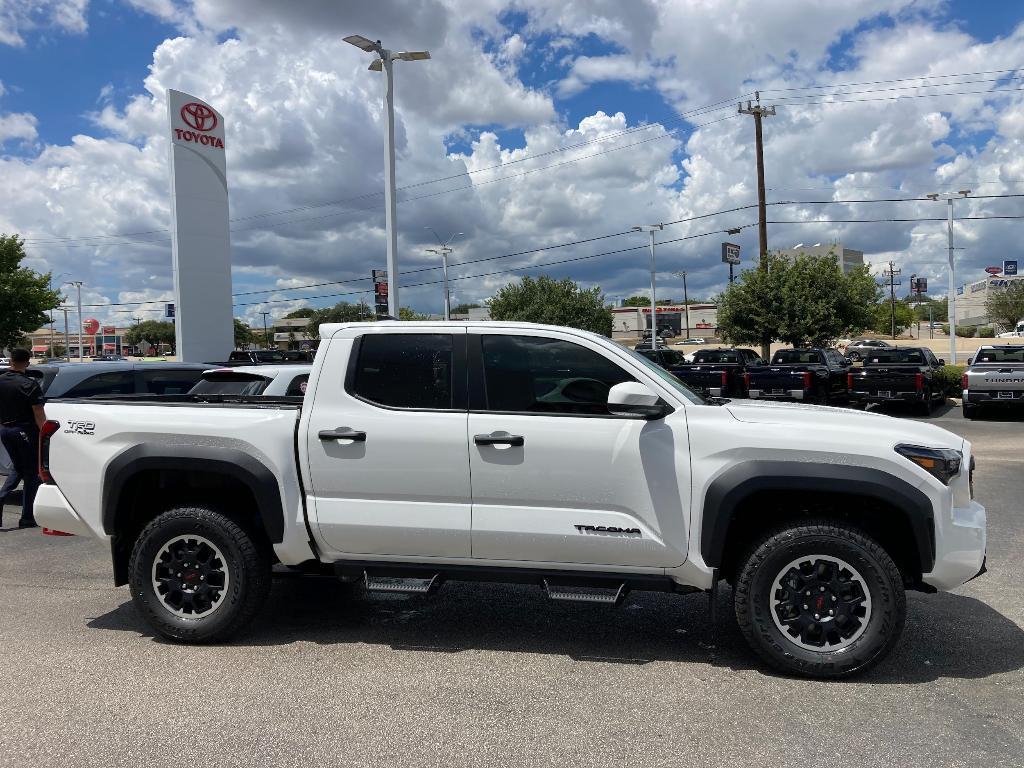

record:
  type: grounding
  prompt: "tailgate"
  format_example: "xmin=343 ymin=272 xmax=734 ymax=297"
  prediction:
xmin=967 ymin=367 xmax=1024 ymax=392
xmin=675 ymin=367 xmax=728 ymax=390
xmin=749 ymin=368 xmax=805 ymax=389
xmin=857 ymin=368 xmax=920 ymax=392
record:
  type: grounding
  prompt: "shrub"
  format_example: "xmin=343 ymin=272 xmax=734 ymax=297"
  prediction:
xmin=941 ymin=324 xmax=950 ymax=335
xmin=978 ymin=326 xmax=995 ymax=338
xmin=955 ymin=325 xmax=977 ymax=337
xmin=933 ymin=365 xmax=966 ymax=397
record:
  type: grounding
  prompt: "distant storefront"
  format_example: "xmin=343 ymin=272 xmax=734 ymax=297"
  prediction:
xmin=611 ymin=304 xmax=718 ymax=339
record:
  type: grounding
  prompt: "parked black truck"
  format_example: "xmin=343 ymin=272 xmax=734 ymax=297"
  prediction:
xmin=848 ymin=346 xmax=946 ymax=415
xmin=672 ymin=348 xmax=764 ymax=397
xmin=747 ymin=348 xmax=850 ymax=404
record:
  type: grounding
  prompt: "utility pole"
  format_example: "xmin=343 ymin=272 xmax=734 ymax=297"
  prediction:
xmin=260 ymin=311 xmax=272 ymax=350
xmin=673 ymin=270 xmax=690 ymax=339
xmin=60 ymin=307 xmax=70 ymax=361
xmin=883 ymin=261 xmax=901 ymax=339
xmin=633 ymin=224 xmax=664 ymax=348
xmin=345 ymin=35 xmax=431 ymax=318
xmin=739 ymin=91 xmax=775 ymax=359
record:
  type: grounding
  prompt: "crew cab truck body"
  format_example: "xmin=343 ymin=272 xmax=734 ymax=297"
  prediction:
xmin=672 ymin=348 xmax=763 ymax=398
xmin=747 ymin=348 xmax=850 ymax=404
xmin=962 ymin=345 xmax=1024 ymax=418
xmin=34 ymin=322 xmax=986 ymax=679
xmin=848 ymin=347 xmax=947 ymax=415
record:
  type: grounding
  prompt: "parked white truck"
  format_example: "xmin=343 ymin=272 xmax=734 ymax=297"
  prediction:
xmin=34 ymin=322 xmax=986 ymax=678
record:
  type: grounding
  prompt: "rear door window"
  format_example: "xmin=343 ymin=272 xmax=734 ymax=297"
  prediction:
xmin=140 ymin=368 xmax=206 ymax=395
xmin=349 ymin=334 xmax=454 ymax=410
xmin=59 ymin=371 xmax=136 ymax=397
xmin=478 ymin=335 xmax=634 ymax=415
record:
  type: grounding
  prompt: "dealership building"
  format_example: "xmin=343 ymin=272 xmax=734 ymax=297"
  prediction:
xmin=956 ymin=273 xmax=1024 ymax=326
xmin=611 ymin=304 xmax=719 ymax=340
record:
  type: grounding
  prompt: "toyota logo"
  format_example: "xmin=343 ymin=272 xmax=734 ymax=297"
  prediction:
xmin=180 ymin=102 xmax=218 ymax=132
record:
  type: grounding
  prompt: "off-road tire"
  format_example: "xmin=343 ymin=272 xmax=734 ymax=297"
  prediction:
xmin=920 ymin=388 xmax=934 ymax=416
xmin=734 ymin=521 xmax=906 ymax=679
xmin=129 ymin=506 xmax=271 ymax=643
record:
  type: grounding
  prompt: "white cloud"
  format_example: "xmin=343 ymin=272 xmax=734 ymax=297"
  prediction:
xmin=557 ymin=54 xmax=658 ymax=98
xmin=0 ymin=0 xmax=88 ymax=47
xmin=0 ymin=111 xmax=38 ymax=143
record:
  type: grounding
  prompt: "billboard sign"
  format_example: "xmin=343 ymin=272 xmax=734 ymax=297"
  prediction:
xmin=165 ymin=303 xmax=175 ymax=319
xmin=1004 ymin=260 xmax=1018 ymax=276
xmin=372 ymin=269 xmax=389 ymax=317
xmin=722 ymin=242 xmax=741 ymax=265
xmin=985 ymin=266 xmax=1002 ymax=275
xmin=914 ymin=277 xmax=927 ymax=294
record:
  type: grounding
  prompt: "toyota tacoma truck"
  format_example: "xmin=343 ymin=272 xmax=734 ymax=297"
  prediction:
xmin=962 ymin=344 xmax=1024 ymax=418
xmin=33 ymin=322 xmax=986 ymax=678
xmin=747 ymin=348 xmax=851 ymax=404
xmin=848 ymin=347 xmax=947 ymax=415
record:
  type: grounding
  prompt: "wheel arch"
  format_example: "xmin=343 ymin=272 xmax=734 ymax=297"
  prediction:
xmin=102 ymin=445 xmax=284 ymax=585
xmin=701 ymin=461 xmax=935 ymax=584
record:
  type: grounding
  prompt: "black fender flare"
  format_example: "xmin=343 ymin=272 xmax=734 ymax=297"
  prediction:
xmin=700 ymin=460 xmax=935 ymax=572
xmin=101 ymin=444 xmax=285 ymax=543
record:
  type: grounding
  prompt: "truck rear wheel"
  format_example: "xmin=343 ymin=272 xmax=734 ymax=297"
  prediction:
xmin=734 ymin=521 xmax=905 ymax=679
xmin=128 ymin=506 xmax=271 ymax=643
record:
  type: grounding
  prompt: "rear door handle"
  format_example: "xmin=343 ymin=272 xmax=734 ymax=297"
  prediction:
xmin=319 ymin=427 xmax=366 ymax=442
xmin=474 ymin=433 xmax=524 ymax=447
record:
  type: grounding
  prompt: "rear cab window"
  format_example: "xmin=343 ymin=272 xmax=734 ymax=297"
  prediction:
xmin=771 ymin=350 xmax=822 ymax=365
xmin=974 ymin=347 xmax=1024 ymax=364
xmin=191 ymin=373 xmax=271 ymax=396
xmin=864 ymin=349 xmax=925 ymax=365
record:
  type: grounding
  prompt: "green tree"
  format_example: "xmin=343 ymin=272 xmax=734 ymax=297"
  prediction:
xmin=305 ymin=301 xmax=373 ymax=339
xmin=986 ymin=282 xmax=1024 ymax=332
xmin=284 ymin=308 xmax=315 ymax=319
xmin=871 ymin=299 xmax=916 ymax=336
xmin=621 ymin=295 xmax=673 ymax=307
xmin=717 ymin=253 xmax=880 ymax=347
xmin=912 ymin=296 xmax=947 ymax=321
xmin=0 ymin=234 xmax=62 ymax=352
xmin=124 ymin=320 xmax=176 ymax=351
xmin=487 ymin=275 xmax=612 ymax=336
xmin=398 ymin=307 xmax=430 ymax=321
xmin=233 ymin=318 xmax=254 ymax=348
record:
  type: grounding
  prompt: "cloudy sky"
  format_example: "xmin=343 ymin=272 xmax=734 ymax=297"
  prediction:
xmin=1 ymin=0 xmax=1023 ymax=326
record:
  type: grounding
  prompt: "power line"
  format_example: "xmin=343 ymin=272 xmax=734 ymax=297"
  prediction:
xmin=759 ymin=67 xmax=1022 ymax=93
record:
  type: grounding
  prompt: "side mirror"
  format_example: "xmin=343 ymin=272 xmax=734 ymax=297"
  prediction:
xmin=608 ymin=381 xmax=669 ymax=419
xmin=938 ymin=358 xmax=945 ymax=366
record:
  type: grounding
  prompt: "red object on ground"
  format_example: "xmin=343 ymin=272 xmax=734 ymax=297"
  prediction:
xmin=42 ymin=528 xmax=74 ymax=536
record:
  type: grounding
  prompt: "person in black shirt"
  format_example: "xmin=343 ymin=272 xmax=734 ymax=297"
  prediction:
xmin=0 ymin=349 xmax=47 ymax=528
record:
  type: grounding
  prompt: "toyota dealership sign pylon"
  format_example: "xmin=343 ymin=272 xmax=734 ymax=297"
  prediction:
xmin=167 ymin=89 xmax=233 ymax=363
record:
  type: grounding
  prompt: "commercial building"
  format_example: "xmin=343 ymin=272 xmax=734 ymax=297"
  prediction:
xmin=270 ymin=317 xmax=316 ymax=350
xmin=24 ymin=324 xmax=136 ymax=358
xmin=611 ymin=304 xmax=718 ymax=340
xmin=777 ymin=242 xmax=865 ymax=274
xmin=956 ymin=273 xmax=1024 ymax=326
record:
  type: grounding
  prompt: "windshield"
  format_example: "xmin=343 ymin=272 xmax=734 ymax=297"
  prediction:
xmin=693 ymin=350 xmax=739 ymax=364
xmin=621 ymin=346 xmax=705 ymax=404
xmin=772 ymin=350 xmax=821 ymax=364
xmin=864 ymin=349 xmax=925 ymax=365
xmin=974 ymin=347 xmax=1024 ymax=363
xmin=190 ymin=375 xmax=271 ymax=396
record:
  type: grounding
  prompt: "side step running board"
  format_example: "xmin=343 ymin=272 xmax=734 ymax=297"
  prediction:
xmin=543 ymin=580 xmax=629 ymax=606
xmin=364 ymin=572 xmax=443 ymax=596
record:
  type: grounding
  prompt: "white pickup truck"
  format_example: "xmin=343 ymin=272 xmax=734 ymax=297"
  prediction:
xmin=34 ymin=322 xmax=986 ymax=678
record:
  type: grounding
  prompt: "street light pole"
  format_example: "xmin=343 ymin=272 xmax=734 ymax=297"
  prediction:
xmin=426 ymin=228 xmax=463 ymax=321
xmin=60 ymin=307 xmax=70 ymax=361
xmin=633 ymin=224 xmax=664 ymax=349
xmin=928 ymin=189 xmax=969 ymax=364
xmin=673 ymin=270 xmax=690 ymax=339
xmin=345 ymin=34 xmax=431 ymax=319
xmin=65 ymin=281 xmax=83 ymax=361
xmin=260 ymin=311 xmax=272 ymax=350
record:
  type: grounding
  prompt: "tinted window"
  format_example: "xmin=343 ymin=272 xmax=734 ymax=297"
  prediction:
xmin=141 ymin=369 xmax=205 ymax=395
xmin=60 ymin=371 xmax=135 ymax=397
xmin=864 ymin=350 xmax=925 ymax=365
xmin=771 ymin=350 xmax=822 ymax=364
xmin=693 ymin=350 xmax=739 ymax=364
xmin=190 ymin=375 xmax=270 ymax=396
xmin=285 ymin=374 xmax=309 ymax=397
xmin=480 ymin=335 xmax=633 ymax=415
xmin=974 ymin=347 xmax=1024 ymax=363
xmin=351 ymin=334 xmax=453 ymax=409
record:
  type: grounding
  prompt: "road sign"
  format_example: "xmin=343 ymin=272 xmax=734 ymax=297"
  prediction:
xmin=721 ymin=242 xmax=741 ymax=265
xmin=372 ymin=270 xmax=390 ymax=318
xmin=985 ymin=266 xmax=1002 ymax=275
xmin=1004 ymin=260 xmax=1018 ymax=276
xmin=912 ymin=277 xmax=927 ymax=294
xmin=165 ymin=303 xmax=175 ymax=319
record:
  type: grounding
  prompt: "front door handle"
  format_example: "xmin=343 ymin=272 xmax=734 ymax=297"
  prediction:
xmin=319 ymin=427 xmax=366 ymax=442
xmin=474 ymin=433 xmax=524 ymax=447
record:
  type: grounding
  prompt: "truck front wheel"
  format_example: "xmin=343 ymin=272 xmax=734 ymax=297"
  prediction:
xmin=128 ymin=506 xmax=271 ymax=643
xmin=734 ymin=521 xmax=906 ymax=678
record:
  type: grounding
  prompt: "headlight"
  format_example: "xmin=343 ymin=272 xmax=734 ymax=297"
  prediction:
xmin=895 ymin=444 xmax=963 ymax=485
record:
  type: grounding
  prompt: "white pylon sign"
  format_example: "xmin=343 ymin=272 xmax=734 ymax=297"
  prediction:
xmin=167 ymin=89 xmax=234 ymax=363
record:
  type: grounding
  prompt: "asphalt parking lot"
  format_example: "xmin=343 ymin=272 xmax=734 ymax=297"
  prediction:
xmin=1 ymin=404 xmax=1021 ymax=768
